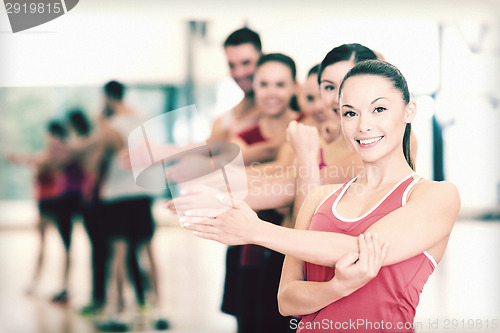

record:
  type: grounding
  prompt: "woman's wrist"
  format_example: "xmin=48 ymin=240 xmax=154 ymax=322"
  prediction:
xmin=295 ymin=159 xmax=320 ymax=183
xmin=328 ymin=277 xmax=351 ymax=300
xmin=251 ymin=217 xmax=269 ymax=245
xmin=296 ymin=159 xmax=318 ymax=174
xmin=252 ymin=218 xmax=286 ymax=248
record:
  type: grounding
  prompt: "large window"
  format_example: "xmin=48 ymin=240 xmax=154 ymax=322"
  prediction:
xmin=0 ymin=85 xmax=178 ymax=200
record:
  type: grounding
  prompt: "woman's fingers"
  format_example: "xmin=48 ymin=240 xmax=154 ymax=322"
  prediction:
xmin=365 ymin=232 xmax=375 ymax=274
xmin=215 ymin=194 xmax=245 ymax=209
xmin=372 ymin=233 xmax=381 ymax=274
xmin=373 ymin=233 xmax=380 ymax=257
xmin=179 ymin=216 xmax=214 ymax=226
xmin=356 ymin=233 xmax=368 ymax=273
xmin=366 ymin=232 xmax=389 ymax=276
xmin=181 ymin=218 xmax=215 ymax=231
xmin=357 ymin=232 xmax=389 ymax=277
xmin=180 ymin=213 xmax=243 ymax=245
xmin=165 ymin=197 xmax=189 ymax=209
xmin=164 ymin=199 xmax=175 ymax=210
xmin=336 ymin=250 xmax=360 ymax=270
xmin=191 ymin=230 xmax=220 ymax=242
xmin=333 ymin=233 xmax=390 ymax=297
xmin=186 ymin=224 xmax=221 ymax=242
xmin=185 ymin=208 xmax=226 ymax=218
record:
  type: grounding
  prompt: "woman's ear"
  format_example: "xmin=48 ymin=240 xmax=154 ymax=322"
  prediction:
xmin=405 ymin=100 xmax=417 ymax=123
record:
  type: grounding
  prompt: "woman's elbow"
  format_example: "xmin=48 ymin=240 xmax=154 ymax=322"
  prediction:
xmin=277 ymin=287 xmax=296 ymax=317
xmin=278 ymin=297 xmax=293 ymax=317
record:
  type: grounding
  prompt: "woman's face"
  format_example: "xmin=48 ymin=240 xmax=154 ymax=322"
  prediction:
xmin=298 ymin=73 xmax=328 ymax=123
xmin=253 ymin=61 xmax=296 ymax=117
xmin=339 ymin=74 xmax=415 ymax=164
xmin=319 ymin=60 xmax=355 ymax=119
xmin=318 ymin=60 xmax=355 ymax=138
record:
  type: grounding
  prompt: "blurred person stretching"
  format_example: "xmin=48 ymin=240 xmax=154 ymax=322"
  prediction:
xmin=88 ymin=81 xmax=169 ymax=331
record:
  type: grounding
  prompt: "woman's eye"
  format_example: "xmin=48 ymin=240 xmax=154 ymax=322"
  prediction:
xmin=342 ymin=111 xmax=357 ymax=117
xmin=374 ymin=107 xmax=386 ymax=113
xmin=324 ymin=85 xmax=335 ymax=91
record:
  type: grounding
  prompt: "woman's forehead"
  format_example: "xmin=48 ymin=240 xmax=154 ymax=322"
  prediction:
xmin=255 ymin=61 xmax=293 ymax=78
xmin=341 ymin=75 xmax=398 ymax=102
xmin=322 ymin=61 xmax=354 ymax=81
xmin=345 ymin=74 xmax=393 ymax=89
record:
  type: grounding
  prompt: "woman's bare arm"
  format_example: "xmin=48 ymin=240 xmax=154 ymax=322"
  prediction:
xmin=278 ymin=233 xmax=388 ymax=316
xmin=183 ymin=180 xmax=460 ymax=267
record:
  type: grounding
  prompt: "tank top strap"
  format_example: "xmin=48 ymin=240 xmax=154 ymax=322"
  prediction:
xmin=366 ymin=172 xmax=420 ymax=217
xmin=313 ymin=177 xmax=356 ymax=215
xmin=330 ymin=172 xmax=417 ymax=223
xmin=384 ymin=172 xmax=421 ymax=207
xmin=401 ymin=173 xmax=422 ymax=206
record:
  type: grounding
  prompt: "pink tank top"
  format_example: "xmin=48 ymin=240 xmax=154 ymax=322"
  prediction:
xmin=237 ymin=124 xmax=283 ymax=266
xmin=237 ymin=112 xmax=306 ymax=145
xmin=299 ymin=173 xmax=436 ymax=333
xmin=36 ymin=170 xmax=64 ymax=200
xmin=238 ymin=125 xmax=266 ymax=145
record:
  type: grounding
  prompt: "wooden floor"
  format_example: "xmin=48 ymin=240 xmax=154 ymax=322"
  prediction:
xmin=0 ymin=218 xmax=499 ymax=333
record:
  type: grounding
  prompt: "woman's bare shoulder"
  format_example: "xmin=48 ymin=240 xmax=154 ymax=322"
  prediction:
xmin=295 ymin=183 xmax=344 ymax=230
xmin=410 ymin=178 xmax=459 ymax=196
xmin=307 ymin=183 xmax=343 ymax=206
xmin=407 ymin=178 xmax=460 ymax=212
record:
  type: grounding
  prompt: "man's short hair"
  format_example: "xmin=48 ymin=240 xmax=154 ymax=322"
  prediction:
xmin=223 ymin=27 xmax=261 ymax=52
xmin=104 ymin=80 xmax=125 ymax=101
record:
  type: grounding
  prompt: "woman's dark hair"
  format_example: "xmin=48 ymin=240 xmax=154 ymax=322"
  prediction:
xmin=318 ymin=43 xmax=377 ymax=84
xmin=339 ymin=60 xmax=414 ymax=170
xmin=291 ymin=64 xmax=321 ymax=111
xmin=257 ymin=53 xmax=298 ymax=111
xmin=257 ymin=53 xmax=296 ymax=81
xmin=224 ymin=27 xmax=262 ymax=52
xmin=47 ymin=120 xmax=68 ymax=140
xmin=104 ymin=80 xmax=125 ymax=101
xmin=307 ymin=64 xmax=320 ymax=77
xmin=68 ymin=108 xmax=92 ymax=136
xmin=289 ymin=96 xmax=300 ymax=112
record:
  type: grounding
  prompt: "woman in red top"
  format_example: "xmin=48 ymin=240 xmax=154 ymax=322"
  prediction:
xmin=182 ymin=60 xmax=460 ymax=332
xmin=8 ymin=121 xmax=67 ymax=295
xmin=232 ymin=53 xmax=300 ymax=165
xmin=229 ymin=53 xmax=300 ymax=333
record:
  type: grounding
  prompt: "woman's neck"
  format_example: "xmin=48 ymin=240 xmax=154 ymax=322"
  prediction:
xmin=359 ymin=149 xmax=414 ymax=189
xmin=322 ymin=120 xmax=342 ymax=144
xmin=263 ymin=108 xmax=295 ymax=126
xmin=330 ymin=134 xmax=349 ymax=149
xmin=241 ymin=95 xmax=255 ymax=109
xmin=233 ymin=96 xmax=257 ymax=119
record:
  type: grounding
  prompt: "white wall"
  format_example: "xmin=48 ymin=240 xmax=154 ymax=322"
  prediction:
xmin=1 ymin=0 xmax=497 ymax=86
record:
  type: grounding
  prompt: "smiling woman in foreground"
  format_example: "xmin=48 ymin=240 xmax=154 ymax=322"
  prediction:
xmin=182 ymin=60 xmax=460 ymax=332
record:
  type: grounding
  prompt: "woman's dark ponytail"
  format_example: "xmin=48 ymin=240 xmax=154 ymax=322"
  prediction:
xmin=403 ymin=123 xmax=414 ymax=170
